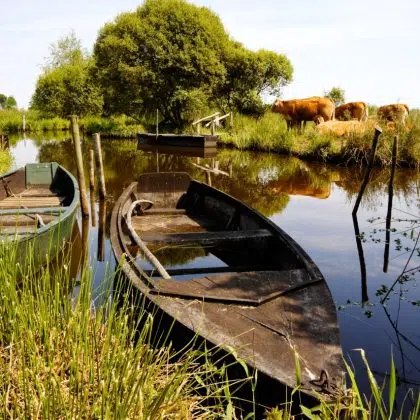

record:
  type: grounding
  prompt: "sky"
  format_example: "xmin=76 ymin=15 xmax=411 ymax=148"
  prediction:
xmin=1 ymin=0 xmax=419 ymax=109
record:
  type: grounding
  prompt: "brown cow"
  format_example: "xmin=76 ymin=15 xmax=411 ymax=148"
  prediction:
xmin=335 ymin=102 xmax=368 ymax=121
xmin=377 ymin=104 xmax=409 ymax=123
xmin=316 ymin=120 xmax=371 ymax=137
xmin=272 ymin=96 xmax=335 ymax=130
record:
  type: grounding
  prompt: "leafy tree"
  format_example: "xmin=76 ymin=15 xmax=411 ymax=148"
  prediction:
xmin=324 ymin=87 xmax=345 ymax=107
xmin=0 ymin=94 xmax=17 ymax=109
xmin=43 ymin=30 xmax=86 ymax=70
xmin=5 ymin=96 xmax=17 ymax=109
xmin=93 ymin=0 xmax=292 ymax=127
xmin=0 ymin=94 xmax=7 ymax=109
xmin=31 ymin=33 xmax=103 ymax=118
xmin=216 ymin=47 xmax=292 ymax=115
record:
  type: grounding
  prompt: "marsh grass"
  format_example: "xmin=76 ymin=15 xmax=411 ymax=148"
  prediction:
xmin=219 ymin=113 xmax=294 ymax=152
xmin=0 ymin=240 xmax=239 ymax=418
xmin=0 ymin=149 xmax=12 ymax=174
xmin=0 ymin=110 xmax=143 ymax=138
xmin=266 ymin=351 xmax=420 ymax=419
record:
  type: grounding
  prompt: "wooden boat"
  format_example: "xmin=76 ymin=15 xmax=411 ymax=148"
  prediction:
xmin=0 ymin=163 xmax=79 ymax=266
xmin=110 ymin=172 xmax=345 ymax=403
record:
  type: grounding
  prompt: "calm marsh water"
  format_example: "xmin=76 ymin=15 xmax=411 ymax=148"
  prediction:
xmin=6 ymin=133 xmax=420 ymax=405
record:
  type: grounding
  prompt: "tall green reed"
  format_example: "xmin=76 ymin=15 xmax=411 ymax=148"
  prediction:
xmin=0 ymin=238 xmax=238 ymax=418
xmin=0 ymin=149 xmax=12 ymax=174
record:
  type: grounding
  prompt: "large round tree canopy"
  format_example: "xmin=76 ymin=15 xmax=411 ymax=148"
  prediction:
xmin=94 ymin=0 xmax=293 ymax=128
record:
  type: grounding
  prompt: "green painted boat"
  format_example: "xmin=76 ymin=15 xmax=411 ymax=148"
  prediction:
xmin=0 ymin=163 xmax=79 ymax=267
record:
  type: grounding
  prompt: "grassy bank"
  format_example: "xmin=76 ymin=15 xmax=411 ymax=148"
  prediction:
xmin=218 ymin=111 xmax=420 ymax=167
xmin=2 ymin=108 xmax=418 ymax=166
xmin=0 ymin=149 xmax=12 ymax=174
xmin=0 ymin=110 xmax=143 ymax=138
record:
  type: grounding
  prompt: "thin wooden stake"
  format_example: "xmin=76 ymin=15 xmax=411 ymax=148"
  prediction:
xmin=352 ymin=126 xmax=382 ymax=216
xmin=352 ymin=213 xmax=369 ymax=304
xmin=156 ymin=109 xmax=159 ymax=140
xmin=80 ymin=217 xmax=89 ymax=269
xmin=383 ymin=135 xmax=398 ymax=273
xmin=97 ymin=200 xmax=106 ymax=262
xmin=89 ymin=149 xmax=95 ymax=191
xmin=90 ymin=191 xmax=97 ymax=228
xmin=70 ymin=115 xmax=89 ymax=218
xmin=93 ymin=133 xmax=106 ymax=199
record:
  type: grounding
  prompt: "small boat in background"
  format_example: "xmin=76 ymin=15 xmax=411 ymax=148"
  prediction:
xmin=0 ymin=162 xmax=79 ymax=267
xmin=110 ymin=172 xmax=344 ymax=403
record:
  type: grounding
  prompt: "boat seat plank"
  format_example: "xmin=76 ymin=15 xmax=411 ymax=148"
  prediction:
xmin=145 ymin=264 xmax=281 ymax=277
xmin=142 ymin=208 xmax=187 ymax=216
xmin=140 ymin=229 xmax=272 ymax=245
xmin=0 ymin=226 xmax=38 ymax=234
xmin=0 ymin=214 xmax=56 ymax=227
xmin=151 ymin=269 xmax=311 ymax=304
xmin=131 ymin=214 xmax=218 ymax=234
xmin=20 ymin=188 xmax=58 ymax=197
xmin=0 ymin=196 xmax=64 ymax=209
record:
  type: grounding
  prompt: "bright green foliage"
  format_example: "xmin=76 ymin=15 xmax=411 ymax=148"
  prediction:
xmin=216 ymin=47 xmax=292 ymax=115
xmin=31 ymin=33 xmax=103 ymax=118
xmin=325 ymin=86 xmax=346 ymax=107
xmin=43 ymin=30 xmax=86 ymax=70
xmin=93 ymin=0 xmax=292 ymax=128
xmin=0 ymin=150 xmax=12 ymax=174
xmin=0 ymin=93 xmax=17 ymax=109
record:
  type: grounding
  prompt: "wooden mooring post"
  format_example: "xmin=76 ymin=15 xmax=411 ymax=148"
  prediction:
xmin=89 ymin=149 xmax=95 ymax=191
xmin=88 ymin=149 xmax=97 ymax=227
xmin=93 ymin=133 xmax=106 ymax=199
xmin=70 ymin=115 xmax=89 ymax=218
xmin=97 ymin=200 xmax=106 ymax=262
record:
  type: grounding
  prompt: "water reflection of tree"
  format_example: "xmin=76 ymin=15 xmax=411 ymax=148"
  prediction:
xmin=149 ymin=245 xmax=207 ymax=266
xmin=336 ymin=166 xmax=419 ymax=211
xmin=37 ymin=138 xmax=418 ymax=219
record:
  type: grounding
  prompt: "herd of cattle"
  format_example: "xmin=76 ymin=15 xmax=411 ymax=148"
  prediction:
xmin=271 ymin=97 xmax=410 ymax=136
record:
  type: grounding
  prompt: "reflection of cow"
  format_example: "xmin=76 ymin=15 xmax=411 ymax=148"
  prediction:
xmin=377 ymin=104 xmax=409 ymax=123
xmin=271 ymin=97 xmax=335 ymax=130
xmin=335 ymin=102 xmax=368 ymax=121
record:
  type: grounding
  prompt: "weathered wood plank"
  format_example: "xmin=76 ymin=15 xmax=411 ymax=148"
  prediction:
xmin=0 ymin=196 xmax=64 ymax=209
xmin=0 ymin=214 xmax=56 ymax=226
xmin=145 ymin=264 xmax=281 ymax=277
xmin=151 ymin=269 xmax=308 ymax=304
xmin=140 ymin=229 xmax=272 ymax=245
xmin=20 ymin=188 xmax=56 ymax=197
xmin=131 ymin=213 xmax=218 ymax=234
xmin=141 ymin=208 xmax=187 ymax=216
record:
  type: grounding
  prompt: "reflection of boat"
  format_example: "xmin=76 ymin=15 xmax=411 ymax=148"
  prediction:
xmin=111 ymin=172 xmax=344 ymax=403
xmin=0 ymin=162 xmax=79 ymax=266
xmin=138 ymin=143 xmax=217 ymax=158
xmin=138 ymin=133 xmax=218 ymax=150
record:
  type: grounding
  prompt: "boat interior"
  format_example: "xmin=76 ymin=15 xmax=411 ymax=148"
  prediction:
xmin=0 ymin=163 xmax=74 ymax=235
xmin=122 ymin=173 xmax=311 ymax=301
